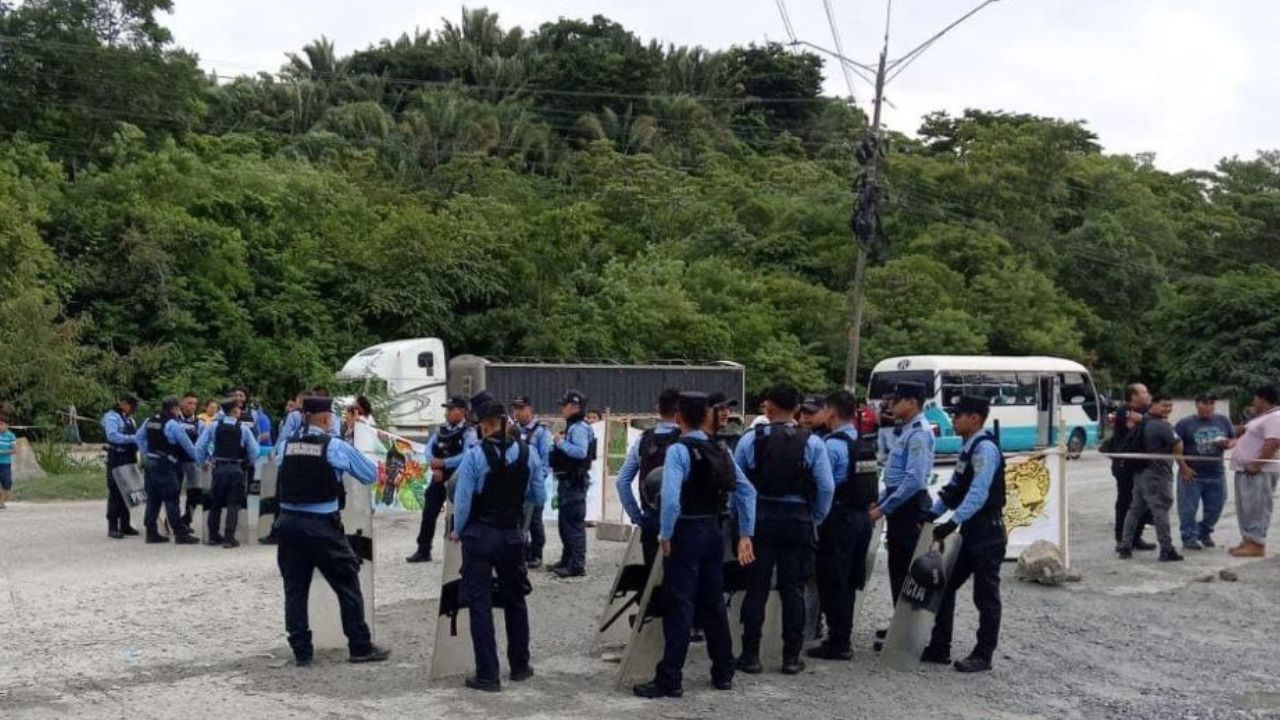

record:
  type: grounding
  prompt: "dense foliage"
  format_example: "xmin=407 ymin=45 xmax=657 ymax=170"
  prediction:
xmin=1 ymin=1 xmax=1277 ymax=422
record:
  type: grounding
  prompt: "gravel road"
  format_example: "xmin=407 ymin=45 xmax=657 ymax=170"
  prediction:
xmin=2 ymin=453 xmax=1279 ymax=720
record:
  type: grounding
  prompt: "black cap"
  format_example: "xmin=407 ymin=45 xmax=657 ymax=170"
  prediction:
xmin=1195 ymin=393 xmax=1217 ymax=403
xmin=949 ymin=395 xmax=990 ymax=417
xmin=678 ymin=391 xmax=709 ymax=415
xmin=443 ymin=395 xmax=469 ymax=410
xmin=469 ymin=391 xmax=495 ymax=412
xmin=559 ymin=389 xmax=586 ymax=407
xmin=893 ymin=382 xmax=927 ymax=403
xmin=510 ymin=394 xmax=533 ymax=407
xmin=302 ymin=396 xmax=331 ymax=414
xmin=799 ymin=395 xmax=826 ymax=414
xmin=707 ymin=391 xmax=739 ymax=409
xmin=475 ymin=401 xmax=507 ymax=421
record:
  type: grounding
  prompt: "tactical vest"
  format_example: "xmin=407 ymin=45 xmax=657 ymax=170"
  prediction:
xmin=749 ymin=423 xmax=815 ymax=499
xmin=638 ymin=428 xmax=680 ymax=511
xmin=106 ymin=411 xmax=137 ymax=467
xmin=177 ymin=416 xmax=199 ymax=461
xmin=434 ymin=423 xmax=471 ymax=481
xmin=550 ymin=417 xmax=596 ymax=485
xmin=471 ymin=439 xmax=531 ymax=529
xmin=830 ymin=429 xmax=878 ymax=511
xmin=144 ymin=415 xmax=182 ymax=461
xmin=679 ymin=437 xmax=737 ymax=517
xmin=939 ymin=433 xmax=1006 ymax=528
xmin=278 ymin=434 xmax=339 ymax=505
xmin=213 ymin=422 xmax=247 ymax=462
xmin=516 ymin=422 xmax=545 ymax=445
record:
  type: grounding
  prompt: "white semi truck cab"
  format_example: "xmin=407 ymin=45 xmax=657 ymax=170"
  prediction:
xmin=336 ymin=338 xmax=448 ymax=433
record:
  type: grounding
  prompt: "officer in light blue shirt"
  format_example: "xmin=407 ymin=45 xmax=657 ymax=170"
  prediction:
xmin=871 ymin=381 xmax=935 ymax=611
xmin=102 ymin=394 xmax=141 ymax=538
xmin=273 ymin=396 xmax=388 ymax=666
xmin=511 ymin=395 xmax=553 ymax=569
xmin=135 ymin=397 xmax=200 ymax=544
xmin=633 ymin=392 xmax=756 ymax=699
xmin=195 ymin=400 xmax=262 ymax=546
xmin=406 ymin=396 xmax=479 ymax=564
xmin=448 ymin=400 xmax=543 ymax=692
xmin=810 ymin=389 xmax=877 ymax=661
xmin=732 ymin=384 xmax=833 ymax=674
xmin=616 ymin=388 xmax=682 ymax=568
xmin=921 ymin=395 xmax=1007 ymax=673
xmin=549 ymin=389 xmax=596 ymax=578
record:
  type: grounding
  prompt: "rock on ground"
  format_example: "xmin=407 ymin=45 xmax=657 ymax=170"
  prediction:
xmin=1015 ymin=538 xmax=1069 ymax=585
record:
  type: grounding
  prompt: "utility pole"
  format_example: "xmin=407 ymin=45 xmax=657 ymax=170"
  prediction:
xmin=843 ymin=32 xmax=888 ymax=393
xmin=789 ymin=0 xmax=1004 ymax=393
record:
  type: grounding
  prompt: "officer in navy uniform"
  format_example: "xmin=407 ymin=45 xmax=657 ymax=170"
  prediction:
xmin=103 ymin=394 xmax=141 ymax=539
xmin=406 ymin=396 xmax=478 ymax=563
xmin=549 ymin=390 xmax=596 ymax=578
xmin=870 ymin=381 xmax=935 ymax=612
xmin=511 ymin=395 xmax=552 ymax=569
xmin=809 ymin=389 xmax=877 ymax=661
xmin=633 ymin=392 xmax=758 ymax=699
xmin=449 ymin=400 xmax=544 ymax=692
xmin=921 ymin=396 xmax=1007 ymax=672
xmin=732 ymin=385 xmax=834 ymax=675
xmin=135 ymin=397 xmax=201 ymax=545
xmin=274 ymin=395 xmax=390 ymax=666
xmin=194 ymin=399 xmax=260 ymax=547
xmin=616 ymin=388 xmax=682 ymax=569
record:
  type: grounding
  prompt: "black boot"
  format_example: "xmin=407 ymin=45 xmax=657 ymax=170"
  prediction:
xmin=921 ymin=646 xmax=952 ymax=665
xmin=734 ymin=652 xmax=763 ymax=674
xmin=954 ymin=655 xmax=992 ymax=673
xmin=632 ymin=680 xmax=682 ymax=699
xmin=465 ymin=676 xmax=501 ymax=693
xmin=174 ymin=534 xmax=199 ymax=545
xmin=405 ymin=550 xmax=432 ymax=563
xmin=349 ymin=645 xmax=391 ymax=663
xmin=145 ymin=531 xmax=170 ymax=544
xmin=806 ymin=643 xmax=853 ymax=661
xmin=121 ymin=525 xmax=140 ymax=536
xmin=780 ymin=656 xmax=806 ymax=675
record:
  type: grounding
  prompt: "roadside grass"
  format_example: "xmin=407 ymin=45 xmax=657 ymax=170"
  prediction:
xmin=12 ymin=470 xmax=103 ymax=502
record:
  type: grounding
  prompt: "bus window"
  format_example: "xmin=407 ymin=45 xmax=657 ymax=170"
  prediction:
xmin=941 ymin=373 xmax=964 ymax=409
xmin=1016 ymin=373 xmax=1039 ymax=406
xmin=1060 ymin=373 xmax=1091 ymax=406
xmin=869 ymin=370 xmax=935 ymax=401
xmin=986 ymin=372 xmax=1018 ymax=405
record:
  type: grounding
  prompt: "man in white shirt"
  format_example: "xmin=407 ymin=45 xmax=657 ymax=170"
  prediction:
xmin=1226 ymin=385 xmax=1280 ymax=558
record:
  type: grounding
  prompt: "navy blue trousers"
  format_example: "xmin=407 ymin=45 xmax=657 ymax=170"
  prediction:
xmin=655 ymin=517 xmax=734 ymax=690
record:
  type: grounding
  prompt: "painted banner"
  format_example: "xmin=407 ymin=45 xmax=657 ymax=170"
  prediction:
xmin=354 ymin=422 xmax=430 ymax=513
xmin=931 ymin=447 xmax=1067 ymax=561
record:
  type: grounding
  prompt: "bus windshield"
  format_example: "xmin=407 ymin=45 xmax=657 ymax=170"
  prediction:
xmin=868 ymin=370 xmax=935 ymax=400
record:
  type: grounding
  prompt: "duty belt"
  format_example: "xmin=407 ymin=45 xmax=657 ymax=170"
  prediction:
xmin=146 ymin=452 xmax=180 ymax=464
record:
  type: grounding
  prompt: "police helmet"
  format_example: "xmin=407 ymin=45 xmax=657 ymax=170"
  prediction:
xmin=909 ymin=546 xmax=947 ymax=591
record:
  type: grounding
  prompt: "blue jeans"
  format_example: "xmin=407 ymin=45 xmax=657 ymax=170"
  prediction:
xmin=1178 ymin=475 xmax=1225 ymax=542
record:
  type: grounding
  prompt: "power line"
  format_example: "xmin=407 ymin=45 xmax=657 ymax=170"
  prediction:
xmin=819 ymin=0 xmax=858 ymax=101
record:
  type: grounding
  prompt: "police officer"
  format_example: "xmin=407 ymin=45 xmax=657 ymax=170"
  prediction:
xmin=707 ymin=392 xmax=742 ymax=451
xmin=633 ymin=392 xmax=757 ymax=699
xmin=921 ymin=395 xmax=1006 ymax=672
xmin=103 ymin=394 xmax=141 ymax=539
xmin=177 ymin=392 xmax=202 ymax=530
xmin=616 ymin=388 xmax=682 ymax=569
xmin=449 ymin=400 xmax=544 ymax=692
xmin=275 ymin=395 xmax=389 ymax=666
xmin=798 ymin=396 xmax=830 ymax=438
xmin=549 ymin=389 xmax=596 ymax=578
xmin=135 ymin=397 xmax=201 ymax=544
xmin=511 ymin=395 xmax=552 ymax=569
xmin=195 ymin=399 xmax=260 ymax=547
xmin=407 ymin=396 xmax=478 ymax=563
xmin=276 ymin=388 xmax=342 ymax=453
xmin=809 ymin=389 xmax=877 ymax=661
xmin=870 ymin=381 xmax=934 ymax=615
xmin=733 ymin=384 xmax=834 ymax=675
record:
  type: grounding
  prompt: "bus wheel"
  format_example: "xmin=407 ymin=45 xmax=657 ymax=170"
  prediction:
xmin=1066 ymin=429 xmax=1086 ymax=460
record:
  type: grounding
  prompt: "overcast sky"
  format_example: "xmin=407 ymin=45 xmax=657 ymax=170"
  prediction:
xmin=164 ymin=0 xmax=1278 ymax=172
